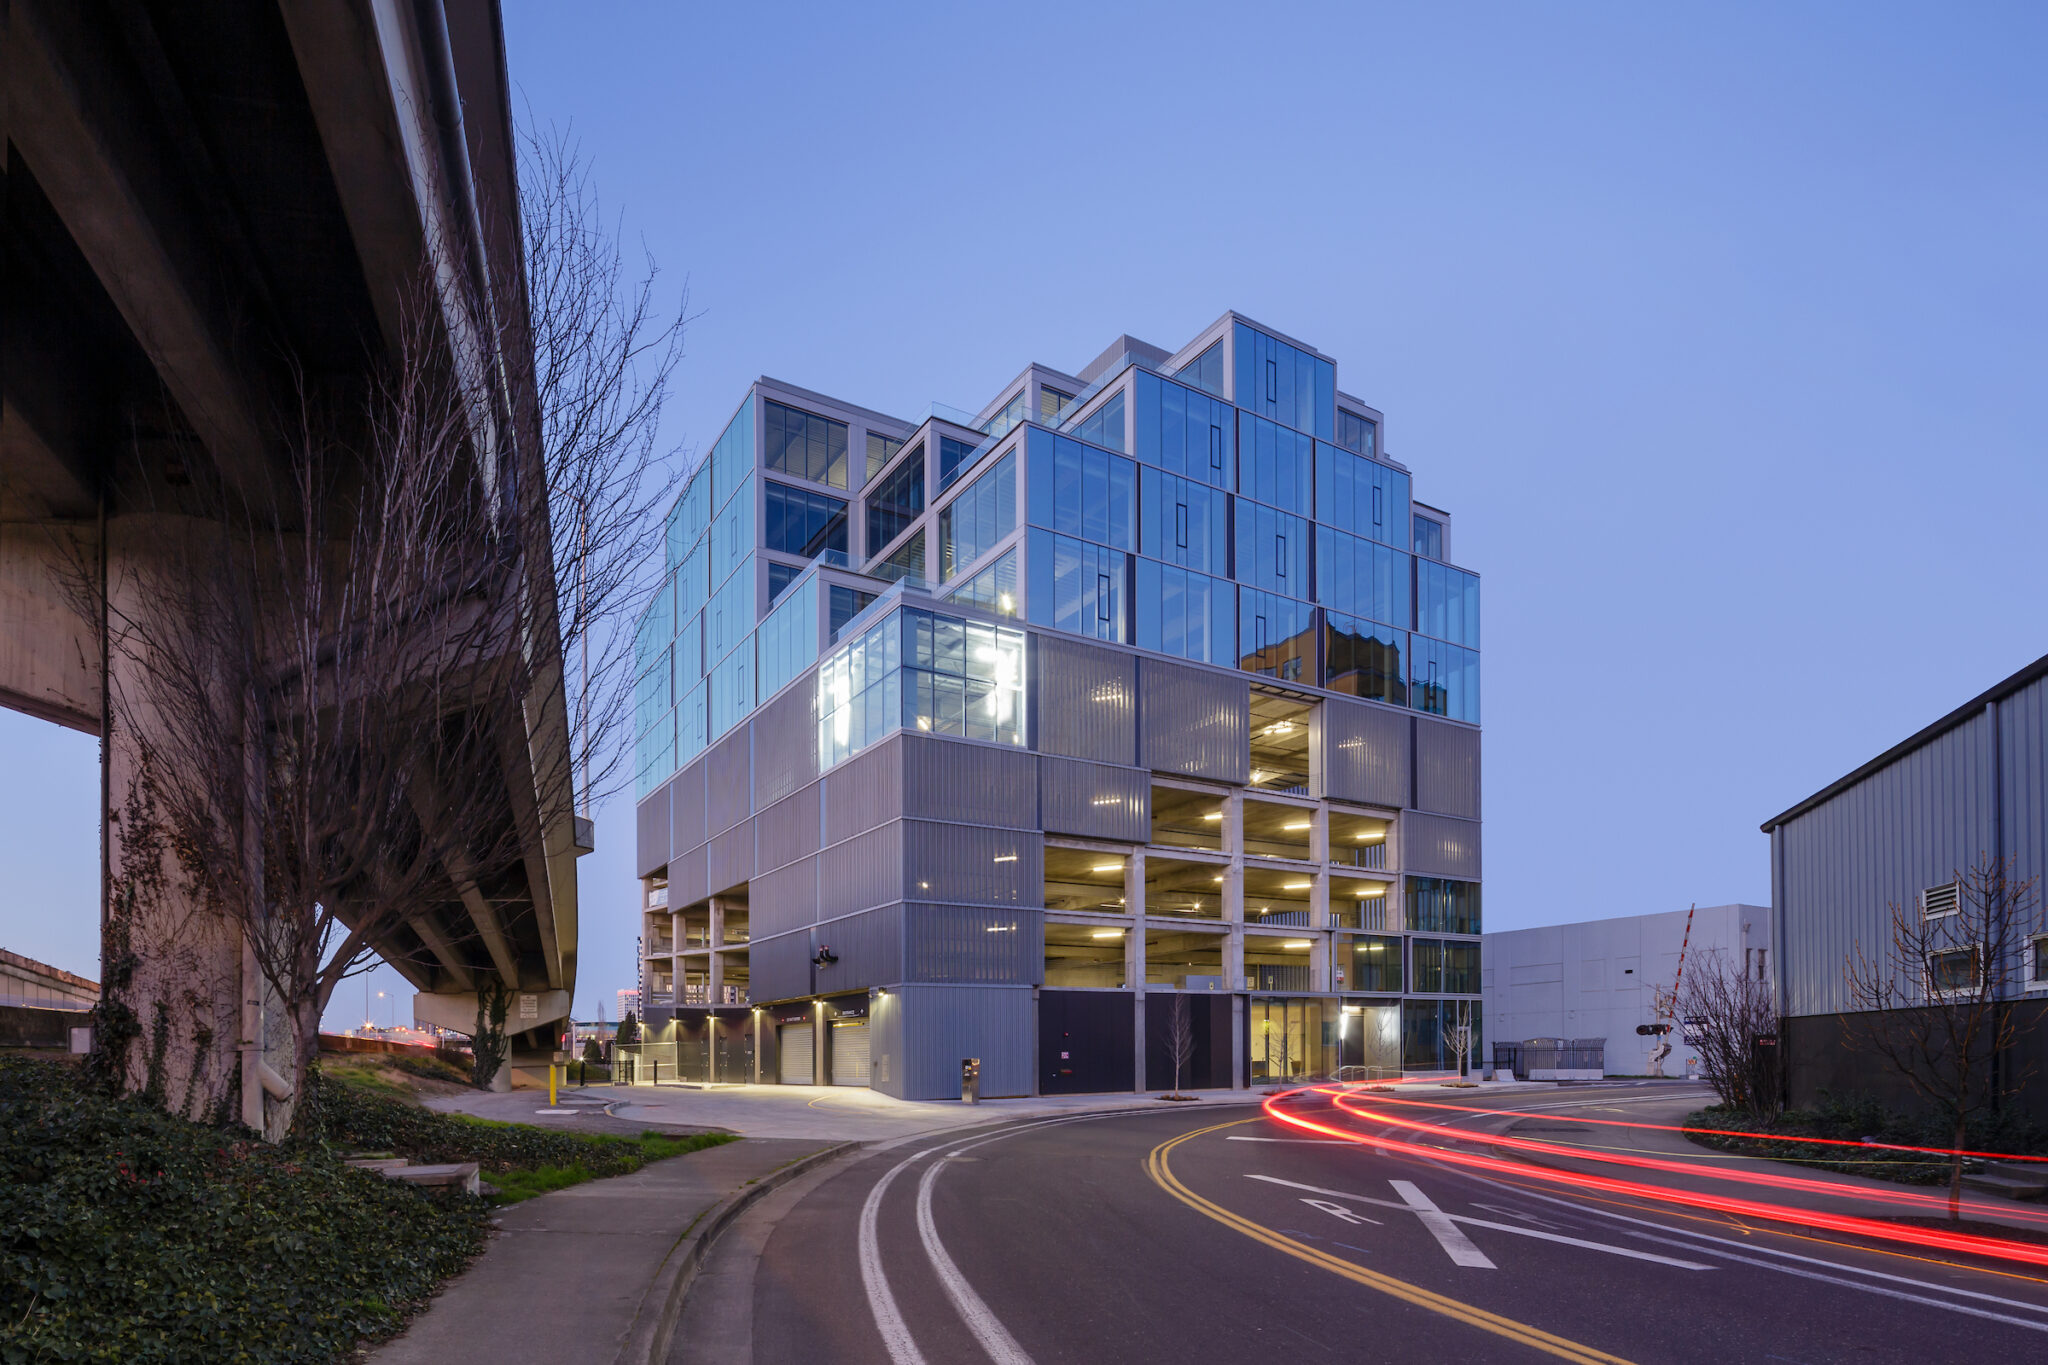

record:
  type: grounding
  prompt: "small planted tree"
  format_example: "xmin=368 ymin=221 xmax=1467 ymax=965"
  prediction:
xmin=1165 ymin=994 xmax=1197 ymax=1099
xmin=470 ymin=982 xmax=512 ymax=1090
xmin=1843 ymin=857 xmax=2043 ymax=1218
xmin=1442 ymin=1000 xmax=1474 ymax=1079
xmin=1678 ymin=948 xmax=1782 ymax=1120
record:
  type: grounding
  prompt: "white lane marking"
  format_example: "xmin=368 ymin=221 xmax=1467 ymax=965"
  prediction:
xmin=1248 ymin=1174 xmax=1710 ymax=1270
xmin=1498 ymin=1181 xmax=2048 ymax=1331
xmin=1303 ymin=1198 xmax=1382 ymax=1225
xmin=1389 ymin=1180 xmax=1496 ymax=1268
xmin=858 ymin=1157 xmax=930 ymax=1365
xmin=916 ymin=1158 xmax=1034 ymax=1365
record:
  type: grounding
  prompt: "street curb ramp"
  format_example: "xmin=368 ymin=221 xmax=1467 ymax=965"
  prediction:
xmin=613 ymin=1140 xmax=862 ymax=1365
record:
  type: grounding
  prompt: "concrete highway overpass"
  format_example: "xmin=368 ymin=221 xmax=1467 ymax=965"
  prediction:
xmin=1 ymin=0 xmax=580 ymax=1120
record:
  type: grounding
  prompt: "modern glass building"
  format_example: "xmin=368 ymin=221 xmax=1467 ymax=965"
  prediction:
xmin=631 ymin=314 xmax=1482 ymax=1098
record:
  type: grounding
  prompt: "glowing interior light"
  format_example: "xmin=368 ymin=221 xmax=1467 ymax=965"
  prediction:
xmin=1262 ymin=721 xmax=1296 ymax=735
xmin=998 ymin=592 xmax=1015 ymax=612
xmin=1090 ymin=930 xmax=1124 ymax=939
xmin=1212 ymin=876 xmax=1225 ymax=883
xmin=916 ymin=715 xmax=932 ymax=730
xmin=1091 ymin=864 xmax=1123 ymax=873
xmin=1091 ymin=796 xmax=1118 ymax=806
xmin=1282 ymin=821 xmax=1311 ymax=831
xmin=1282 ymin=940 xmax=1311 ymax=949
xmin=1358 ymin=884 xmax=1386 ymax=896
xmin=993 ymin=854 xmax=1018 ymax=863
xmin=1283 ymin=881 xmax=1311 ymax=891
xmin=1202 ymin=812 xmax=1224 ymax=821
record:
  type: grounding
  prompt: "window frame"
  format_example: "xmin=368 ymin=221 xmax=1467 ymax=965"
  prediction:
xmin=1925 ymin=943 xmax=1984 ymax=1002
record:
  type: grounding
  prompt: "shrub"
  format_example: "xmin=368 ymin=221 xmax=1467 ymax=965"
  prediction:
xmin=0 ymin=1058 xmax=488 ymax=1363
xmin=390 ymin=1053 xmax=470 ymax=1085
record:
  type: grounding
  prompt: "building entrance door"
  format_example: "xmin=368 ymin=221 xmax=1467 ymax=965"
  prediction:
xmin=831 ymin=1021 xmax=870 ymax=1086
xmin=778 ymin=1023 xmax=815 ymax=1084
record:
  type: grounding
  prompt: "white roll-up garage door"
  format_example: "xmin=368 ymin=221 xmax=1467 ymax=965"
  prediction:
xmin=831 ymin=1021 xmax=870 ymax=1086
xmin=778 ymin=1023 xmax=814 ymax=1085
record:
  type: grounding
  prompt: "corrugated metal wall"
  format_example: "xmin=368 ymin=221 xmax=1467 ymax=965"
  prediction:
xmin=668 ymin=844 xmax=707 ymax=910
xmin=669 ymin=760 xmax=706 ymax=856
xmin=817 ymin=821 xmax=905 ymax=917
xmin=706 ymin=727 xmax=752 ymax=835
xmin=749 ymin=928 xmax=815 ymax=1004
xmin=2004 ymin=676 xmax=2048 ymax=897
xmin=1318 ymin=697 xmax=1409 ymax=808
xmin=752 ymin=676 xmax=818 ymax=810
xmin=811 ymin=905 xmax=905 ymax=997
xmin=902 ymin=904 xmax=1044 ymax=983
xmin=756 ymin=784 xmax=822 ymax=873
xmin=1139 ymin=658 xmax=1249 ymax=782
xmin=1414 ymin=718 xmax=1481 ymax=818
xmin=900 ymin=821 xmax=1042 ymax=906
xmin=1403 ymin=811 xmax=1482 ymax=880
xmin=1034 ymin=635 xmax=1138 ymax=765
xmin=1778 ymin=709 xmax=1999 ymax=1017
xmin=636 ymin=787 xmax=670 ymax=878
xmin=707 ymin=816 xmax=754 ymax=896
xmin=1038 ymin=756 xmax=1150 ymax=841
xmin=751 ymin=855 xmax=818 ymax=939
xmin=824 ymin=735 xmax=904 ymax=845
xmin=901 ymin=734 xmax=1039 ymax=829
xmin=886 ymin=984 xmax=1035 ymax=1100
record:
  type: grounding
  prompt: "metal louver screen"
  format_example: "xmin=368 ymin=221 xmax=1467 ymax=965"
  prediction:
xmin=778 ymin=1023 xmax=814 ymax=1084
xmin=832 ymin=1022 xmax=870 ymax=1085
xmin=1921 ymin=883 xmax=1959 ymax=918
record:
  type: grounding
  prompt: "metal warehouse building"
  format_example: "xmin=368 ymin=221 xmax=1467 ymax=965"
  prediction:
xmin=1763 ymin=651 xmax=2048 ymax=1120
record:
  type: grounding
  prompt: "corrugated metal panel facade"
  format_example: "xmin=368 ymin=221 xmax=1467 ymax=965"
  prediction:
xmin=901 ymin=734 xmax=1038 ymax=830
xmin=705 ymin=727 xmax=752 ymax=835
xmin=1779 ymin=710 xmax=1998 ymax=1017
xmin=1034 ymin=635 xmax=1138 ymax=765
xmin=817 ymin=821 xmax=904 ymax=917
xmin=1038 ymin=756 xmax=1150 ymax=842
xmin=752 ymin=676 xmax=818 ymax=810
xmin=824 ymin=735 xmax=904 ymax=845
xmin=877 ymin=984 xmax=1035 ymax=1100
xmin=1414 ymin=718 xmax=1481 ymax=818
xmin=811 ymin=905 xmax=905 ymax=997
xmin=669 ymin=761 xmax=706 ymax=856
xmin=2004 ymin=676 xmax=2048 ymax=901
xmin=1139 ymin=658 xmax=1249 ymax=782
xmin=902 ymin=904 xmax=1044 ymax=983
xmin=1319 ymin=698 xmax=1409 ymax=809
xmin=1403 ymin=811 xmax=1482 ymax=880
xmin=668 ymin=844 xmax=707 ymax=910
xmin=750 ymin=855 xmax=818 ymax=939
xmin=707 ymin=817 xmax=755 ymax=896
xmin=901 ymin=821 xmax=1041 ymax=906
xmin=749 ymin=929 xmax=814 ymax=1004
xmin=756 ymin=784 xmax=822 ymax=874
xmin=636 ymin=788 xmax=670 ymax=878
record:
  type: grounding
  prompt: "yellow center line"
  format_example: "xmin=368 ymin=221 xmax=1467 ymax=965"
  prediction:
xmin=1146 ymin=1119 xmax=1638 ymax=1365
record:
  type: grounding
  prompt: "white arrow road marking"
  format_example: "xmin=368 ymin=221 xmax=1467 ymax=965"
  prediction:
xmin=1247 ymin=1174 xmax=1714 ymax=1270
xmin=1389 ymin=1180 xmax=1497 ymax=1268
xmin=1302 ymin=1198 xmax=1383 ymax=1225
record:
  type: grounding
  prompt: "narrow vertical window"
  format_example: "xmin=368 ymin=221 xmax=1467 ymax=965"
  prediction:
xmin=1266 ymin=358 xmax=1277 ymax=402
xmin=1372 ymin=484 xmax=1382 ymax=528
xmin=1175 ymin=502 xmax=1189 ymax=549
xmin=1209 ymin=424 xmax=1223 ymax=470
xmin=1096 ymin=574 xmax=1111 ymax=621
xmin=1275 ymin=533 xmax=1286 ymax=579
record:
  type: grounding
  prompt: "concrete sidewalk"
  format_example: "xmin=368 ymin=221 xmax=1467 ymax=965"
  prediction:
xmin=428 ymin=1081 xmax=1288 ymax=1141
xmin=368 ymin=1137 xmax=832 ymax=1365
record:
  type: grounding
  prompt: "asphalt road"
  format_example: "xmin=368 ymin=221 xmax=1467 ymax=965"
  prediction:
xmin=693 ymin=1084 xmax=2048 ymax=1364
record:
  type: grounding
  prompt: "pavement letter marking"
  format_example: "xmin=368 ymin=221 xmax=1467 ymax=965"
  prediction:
xmin=1389 ymin=1180 xmax=1497 ymax=1269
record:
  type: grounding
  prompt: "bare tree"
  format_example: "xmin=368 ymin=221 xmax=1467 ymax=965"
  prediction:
xmin=80 ymin=125 xmax=685 ymax=1135
xmin=1843 ymin=857 xmax=2043 ymax=1217
xmin=1442 ymin=1000 xmax=1474 ymax=1078
xmin=1165 ymin=994 xmax=1196 ymax=1098
xmin=1678 ymin=948 xmax=1783 ymax=1120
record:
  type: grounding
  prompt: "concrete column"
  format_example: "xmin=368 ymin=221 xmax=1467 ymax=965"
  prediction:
xmin=814 ymin=998 xmax=829 ymax=1086
xmin=1222 ymin=863 xmax=1246 ymax=991
xmin=707 ymin=898 xmax=726 ymax=1005
xmin=1127 ymin=850 xmax=1147 ymax=1093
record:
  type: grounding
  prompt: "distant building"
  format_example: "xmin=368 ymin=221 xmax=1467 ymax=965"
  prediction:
xmin=1483 ymin=905 xmax=1770 ymax=1076
xmin=0 ymin=950 xmax=98 ymax=1012
xmin=1763 ymin=651 xmax=2048 ymax=1120
xmin=616 ymin=988 xmax=641 ymax=1020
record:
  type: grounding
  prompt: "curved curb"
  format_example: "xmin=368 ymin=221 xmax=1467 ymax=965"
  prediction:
xmin=613 ymin=1140 xmax=863 ymax=1365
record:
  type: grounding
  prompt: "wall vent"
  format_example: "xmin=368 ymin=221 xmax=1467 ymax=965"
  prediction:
xmin=1920 ymin=882 xmax=1959 ymax=918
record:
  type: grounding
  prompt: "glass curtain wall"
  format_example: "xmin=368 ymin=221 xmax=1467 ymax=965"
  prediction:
xmin=1248 ymin=998 xmax=1328 ymax=1081
xmin=816 ymin=607 xmax=1026 ymax=768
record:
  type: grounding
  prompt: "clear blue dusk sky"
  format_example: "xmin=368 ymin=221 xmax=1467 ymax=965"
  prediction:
xmin=2 ymin=2 xmax=2041 ymax=1030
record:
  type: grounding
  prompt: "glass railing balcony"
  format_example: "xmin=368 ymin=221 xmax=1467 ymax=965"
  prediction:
xmin=1332 ymin=844 xmax=1388 ymax=871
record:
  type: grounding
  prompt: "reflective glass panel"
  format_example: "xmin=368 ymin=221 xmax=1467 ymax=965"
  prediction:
xmin=1134 ymin=559 xmax=1235 ymax=666
xmin=1234 ymin=500 xmax=1309 ymax=596
xmin=1233 ymin=322 xmax=1335 ymax=439
xmin=866 ymin=451 xmax=925 ymax=555
xmin=764 ymin=481 xmax=849 ymax=558
xmin=1324 ymin=614 xmax=1405 ymax=705
xmin=1027 ymin=429 xmax=1135 ymax=551
xmin=1138 ymin=466 xmax=1227 ymax=572
xmin=763 ymin=399 xmax=849 ymax=489
xmin=1237 ymin=413 xmax=1314 ymax=515
xmin=1409 ymin=635 xmax=1480 ymax=724
xmin=1415 ymin=559 xmax=1480 ymax=649
xmin=1315 ymin=526 xmax=1409 ymax=628
xmin=1027 ymin=528 xmax=1128 ymax=643
xmin=1070 ymin=387 xmax=1126 ymax=452
xmin=1316 ymin=441 xmax=1408 ymax=547
xmin=1237 ymin=588 xmax=1315 ymax=683
xmin=1132 ymin=371 xmax=1234 ymax=490
xmin=939 ymin=450 xmax=1017 ymax=580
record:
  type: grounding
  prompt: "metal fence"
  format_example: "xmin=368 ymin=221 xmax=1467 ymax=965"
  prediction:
xmin=1492 ymin=1037 xmax=1605 ymax=1080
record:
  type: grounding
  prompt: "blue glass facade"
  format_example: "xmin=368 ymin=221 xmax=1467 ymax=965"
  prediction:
xmin=632 ymin=315 xmax=1480 ymax=798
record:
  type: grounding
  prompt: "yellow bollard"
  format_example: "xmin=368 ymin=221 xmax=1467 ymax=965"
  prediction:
xmin=548 ymin=1062 xmax=558 ymax=1106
